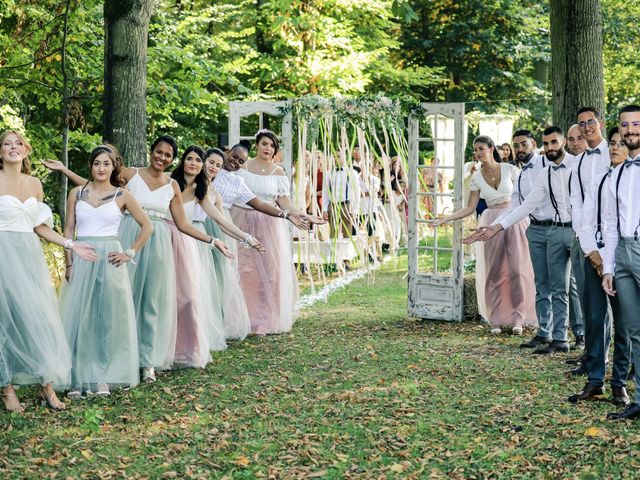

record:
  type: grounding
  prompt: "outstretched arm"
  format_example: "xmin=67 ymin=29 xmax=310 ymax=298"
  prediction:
xmin=199 ymin=196 xmax=264 ymax=253
xmin=430 ymin=190 xmax=480 ymax=226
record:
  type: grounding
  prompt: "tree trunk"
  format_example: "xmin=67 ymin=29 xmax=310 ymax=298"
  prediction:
xmin=59 ymin=0 xmax=71 ymax=222
xmin=550 ymin=0 xmax=604 ymax=131
xmin=104 ymin=0 xmax=153 ymax=167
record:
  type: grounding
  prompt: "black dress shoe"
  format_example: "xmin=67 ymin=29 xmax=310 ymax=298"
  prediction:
xmin=611 ymin=386 xmax=630 ymax=406
xmin=607 ymin=402 xmax=640 ymax=420
xmin=569 ymin=365 xmax=588 ymax=376
xmin=566 ymin=353 xmax=587 ymax=365
xmin=519 ymin=335 xmax=552 ymax=348
xmin=568 ymin=383 xmax=605 ymax=403
xmin=573 ymin=335 xmax=585 ymax=350
xmin=533 ymin=340 xmax=570 ymax=354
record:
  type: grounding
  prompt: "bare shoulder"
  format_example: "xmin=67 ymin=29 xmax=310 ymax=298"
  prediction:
xmin=272 ymin=165 xmax=286 ymax=177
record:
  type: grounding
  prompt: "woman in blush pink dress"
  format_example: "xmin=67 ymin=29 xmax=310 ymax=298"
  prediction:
xmin=431 ymin=135 xmax=537 ymax=335
xmin=230 ymin=130 xmax=299 ymax=335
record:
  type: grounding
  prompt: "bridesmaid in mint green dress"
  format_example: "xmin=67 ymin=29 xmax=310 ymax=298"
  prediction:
xmin=59 ymin=144 xmax=153 ymax=397
xmin=0 ymin=130 xmax=97 ymax=413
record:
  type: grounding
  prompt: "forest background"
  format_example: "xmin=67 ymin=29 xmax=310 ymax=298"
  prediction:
xmin=0 ymin=0 xmax=638 ymax=217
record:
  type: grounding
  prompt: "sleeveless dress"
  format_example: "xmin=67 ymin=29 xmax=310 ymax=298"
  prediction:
xmin=165 ymin=203 xmax=217 ymax=369
xmin=119 ymin=170 xmax=177 ymax=370
xmin=188 ymin=201 xmax=227 ymax=351
xmin=470 ymin=163 xmax=537 ymax=328
xmin=59 ymin=188 xmax=139 ymax=391
xmin=0 ymin=196 xmax=71 ymax=388
xmin=230 ymin=169 xmax=299 ymax=334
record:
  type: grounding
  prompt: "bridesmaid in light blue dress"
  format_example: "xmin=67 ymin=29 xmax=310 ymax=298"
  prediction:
xmin=0 ymin=130 xmax=97 ymax=413
xmin=59 ymin=144 xmax=153 ymax=397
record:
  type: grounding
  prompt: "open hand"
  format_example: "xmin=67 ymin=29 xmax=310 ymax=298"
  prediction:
xmin=108 ymin=251 xmax=132 ymax=267
xmin=41 ymin=159 xmax=65 ymax=171
xmin=249 ymin=237 xmax=266 ymax=254
xmin=602 ymin=274 xmax=616 ymax=296
xmin=305 ymin=213 xmax=326 ymax=225
xmin=72 ymin=243 xmax=98 ymax=262
xmin=288 ymin=212 xmax=310 ymax=231
xmin=214 ymin=239 xmax=235 ymax=259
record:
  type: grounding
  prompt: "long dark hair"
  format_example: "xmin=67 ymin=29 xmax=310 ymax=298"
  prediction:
xmin=473 ymin=135 xmax=502 ymax=163
xmin=88 ymin=143 xmax=126 ymax=187
xmin=171 ymin=145 xmax=209 ymax=200
xmin=150 ymin=134 xmax=178 ymax=159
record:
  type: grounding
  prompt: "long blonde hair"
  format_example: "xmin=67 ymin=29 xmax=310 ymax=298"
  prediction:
xmin=0 ymin=130 xmax=33 ymax=174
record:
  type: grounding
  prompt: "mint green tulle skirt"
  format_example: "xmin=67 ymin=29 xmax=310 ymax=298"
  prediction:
xmin=59 ymin=236 xmax=139 ymax=391
xmin=119 ymin=215 xmax=177 ymax=370
xmin=0 ymin=231 xmax=71 ymax=388
xmin=204 ymin=212 xmax=251 ymax=340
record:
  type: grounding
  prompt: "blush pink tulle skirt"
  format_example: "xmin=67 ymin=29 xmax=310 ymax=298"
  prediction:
xmin=230 ymin=206 xmax=298 ymax=335
xmin=477 ymin=206 xmax=538 ymax=328
xmin=165 ymin=220 xmax=214 ymax=368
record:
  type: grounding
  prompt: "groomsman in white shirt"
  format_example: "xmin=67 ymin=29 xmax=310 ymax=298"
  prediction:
xmin=567 ymin=107 xmax=612 ymax=403
xmin=471 ymin=127 xmax=575 ymax=353
xmin=604 ymin=105 xmax=640 ymax=420
xmin=322 ymin=150 xmax=361 ymax=240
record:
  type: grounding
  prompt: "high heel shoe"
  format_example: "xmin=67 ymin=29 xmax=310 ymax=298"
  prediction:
xmin=95 ymin=383 xmax=110 ymax=396
xmin=1 ymin=393 xmax=25 ymax=413
xmin=142 ymin=367 xmax=156 ymax=383
xmin=40 ymin=390 xmax=66 ymax=411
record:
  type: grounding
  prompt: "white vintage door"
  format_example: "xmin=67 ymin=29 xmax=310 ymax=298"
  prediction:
xmin=407 ymin=103 xmax=466 ymax=321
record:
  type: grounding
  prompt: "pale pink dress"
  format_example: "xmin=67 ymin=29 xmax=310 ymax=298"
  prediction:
xmin=230 ymin=169 xmax=298 ymax=334
xmin=165 ymin=198 xmax=217 ymax=368
xmin=471 ymin=163 xmax=537 ymax=328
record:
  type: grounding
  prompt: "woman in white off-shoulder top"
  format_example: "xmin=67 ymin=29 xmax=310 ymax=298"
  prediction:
xmin=431 ymin=135 xmax=537 ymax=335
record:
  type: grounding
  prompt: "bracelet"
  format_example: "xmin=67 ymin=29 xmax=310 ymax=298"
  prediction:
xmin=281 ymin=209 xmax=289 ymax=220
xmin=66 ymin=264 xmax=73 ymax=268
xmin=63 ymin=238 xmax=75 ymax=250
xmin=241 ymin=234 xmax=254 ymax=247
xmin=208 ymin=236 xmax=220 ymax=248
xmin=125 ymin=248 xmax=136 ymax=259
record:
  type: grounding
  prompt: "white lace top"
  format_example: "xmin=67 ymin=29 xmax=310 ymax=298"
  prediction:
xmin=234 ymin=169 xmax=290 ymax=208
xmin=0 ymin=196 xmax=53 ymax=232
xmin=126 ymin=170 xmax=175 ymax=218
xmin=470 ymin=163 xmax=518 ymax=206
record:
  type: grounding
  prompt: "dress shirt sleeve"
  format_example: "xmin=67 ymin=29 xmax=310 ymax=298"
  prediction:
xmin=578 ymin=176 xmax=600 ymax=255
xmin=495 ymin=168 xmax=548 ymax=230
xmin=603 ymin=172 xmax=620 ymax=275
xmin=350 ymin=170 xmax=361 ymax=214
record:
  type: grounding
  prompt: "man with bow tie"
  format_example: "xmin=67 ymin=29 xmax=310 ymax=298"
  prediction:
xmin=321 ymin=150 xmax=361 ymax=241
xmin=568 ymin=106 xmax=613 ymax=403
xmin=466 ymin=126 xmax=576 ymax=353
xmin=603 ymin=105 xmax=640 ymax=420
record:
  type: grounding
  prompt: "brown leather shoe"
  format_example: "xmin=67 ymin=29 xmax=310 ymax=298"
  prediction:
xmin=568 ymin=383 xmax=605 ymax=403
xmin=611 ymin=386 xmax=630 ymax=406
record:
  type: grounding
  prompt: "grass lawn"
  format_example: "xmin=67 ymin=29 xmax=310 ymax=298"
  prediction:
xmin=2 ymin=256 xmax=639 ymax=479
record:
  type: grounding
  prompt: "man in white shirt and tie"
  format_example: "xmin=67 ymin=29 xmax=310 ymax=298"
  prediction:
xmin=603 ymin=105 xmax=640 ymax=420
xmin=567 ymin=106 xmax=612 ymax=403
xmin=469 ymin=126 xmax=575 ymax=353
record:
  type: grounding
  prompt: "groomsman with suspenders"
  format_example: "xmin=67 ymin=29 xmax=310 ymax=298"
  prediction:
xmin=567 ymin=107 xmax=612 ymax=403
xmin=604 ymin=105 xmax=640 ymax=420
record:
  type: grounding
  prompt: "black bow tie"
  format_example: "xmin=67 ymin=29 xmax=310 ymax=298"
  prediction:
xmin=625 ymin=157 xmax=640 ymax=166
xmin=586 ymin=148 xmax=601 ymax=155
xmin=522 ymin=162 xmax=534 ymax=171
xmin=552 ymin=163 xmax=566 ymax=171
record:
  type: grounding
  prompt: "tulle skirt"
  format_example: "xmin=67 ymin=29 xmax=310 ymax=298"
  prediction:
xmin=192 ymin=220 xmax=227 ymax=350
xmin=478 ymin=207 xmax=538 ymax=327
xmin=230 ymin=206 xmax=298 ymax=335
xmin=166 ymin=220 xmax=214 ymax=368
xmin=59 ymin=237 xmax=139 ymax=391
xmin=204 ymin=211 xmax=251 ymax=340
xmin=0 ymin=231 xmax=71 ymax=388
xmin=119 ymin=215 xmax=176 ymax=370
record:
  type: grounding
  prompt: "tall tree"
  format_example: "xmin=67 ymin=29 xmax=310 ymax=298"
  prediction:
xmin=550 ymin=0 xmax=604 ymax=130
xmin=103 ymin=0 xmax=153 ymax=166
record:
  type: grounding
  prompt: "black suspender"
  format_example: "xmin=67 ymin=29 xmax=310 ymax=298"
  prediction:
xmin=577 ymin=151 xmax=587 ymax=202
xmin=595 ymin=172 xmax=610 ymax=248
xmin=547 ymin=167 xmax=561 ymax=223
xmin=615 ymin=163 xmax=626 ymax=236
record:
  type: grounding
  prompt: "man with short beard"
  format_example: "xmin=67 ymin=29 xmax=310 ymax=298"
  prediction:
xmin=473 ymin=127 xmax=576 ymax=352
xmin=604 ymin=105 xmax=640 ymax=420
xmin=568 ymin=107 xmax=612 ymax=404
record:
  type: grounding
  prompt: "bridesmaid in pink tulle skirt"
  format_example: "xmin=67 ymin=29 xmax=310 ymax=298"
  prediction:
xmin=230 ymin=130 xmax=300 ymax=334
xmin=432 ymin=135 xmax=537 ymax=334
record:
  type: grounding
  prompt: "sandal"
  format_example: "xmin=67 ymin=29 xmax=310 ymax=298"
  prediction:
xmin=142 ymin=367 xmax=156 ymax=383
xmin=40 ymin=389 xmax=66 ymax=411
xmin=1 ymin=392 xmax=25 ymax=414
xmin=95 ymin=383 xmax=110 ymax=396
xmin=67 ymin=390 xmax=82 ymax=400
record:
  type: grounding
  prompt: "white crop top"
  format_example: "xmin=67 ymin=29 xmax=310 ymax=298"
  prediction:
xmin=75 ymin=188 xmax=123 ymax=237
xmin=470 ymin=163 xmax=518 ymax=206
xmin=126 ymin=170 xmax=175 ymax=217
xmin=0 ymin=196 xmax=53 ymax=233
xmin=234 ymin=169 xmax=290 ymax=208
